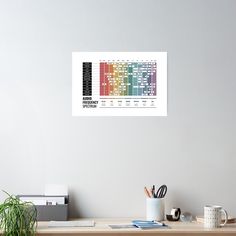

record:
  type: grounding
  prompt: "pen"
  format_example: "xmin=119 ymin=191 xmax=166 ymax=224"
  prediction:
xmin=151 ymin=185 xmax=155 ymax=198
xmin=153 ymin=220 xmax=166 ymax=226
xmin=144 ymin=187 xmax=151 ymax=198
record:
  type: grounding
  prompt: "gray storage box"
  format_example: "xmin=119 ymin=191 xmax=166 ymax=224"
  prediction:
xmin=18 ymin=195 xmax=69 ymax=221
xmin=36 ymin=204 xmax=68 ymax=221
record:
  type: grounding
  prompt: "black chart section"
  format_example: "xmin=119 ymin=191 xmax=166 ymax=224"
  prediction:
xmin=83 ymin=62 xmax=92 ymax=96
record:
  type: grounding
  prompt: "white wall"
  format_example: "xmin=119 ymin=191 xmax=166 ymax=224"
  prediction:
xmin=0 ymin=0 xmax=235 ymax=218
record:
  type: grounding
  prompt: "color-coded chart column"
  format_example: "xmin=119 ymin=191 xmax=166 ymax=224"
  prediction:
xmin=100 ymin=62 xmax=105 ymax=96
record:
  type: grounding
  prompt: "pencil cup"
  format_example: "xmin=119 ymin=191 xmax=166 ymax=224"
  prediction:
xmin=146 ymin=198 xmax=165 ymax=221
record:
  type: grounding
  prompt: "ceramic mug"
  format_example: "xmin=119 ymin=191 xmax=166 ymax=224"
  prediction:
xmin=204 ymin=205 xmax=228 ymax=228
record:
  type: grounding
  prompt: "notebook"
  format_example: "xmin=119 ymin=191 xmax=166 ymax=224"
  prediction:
xmin=132 ymin=220 xmax=168 ymax=229
xmin=109 ymin=224 xmax=137 ymax=229
xmin=48 ymin=220 xmax=95 ymax=227
xmin=196 ymin=216 xmax=236 ymax=224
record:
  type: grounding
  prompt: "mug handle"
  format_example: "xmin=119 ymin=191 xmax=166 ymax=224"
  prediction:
xmin=220 ymin=209 xmax=228 ymax=227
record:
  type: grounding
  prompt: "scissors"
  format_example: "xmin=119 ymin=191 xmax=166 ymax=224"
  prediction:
xmin=154 ymin=185 xmax=167 ymax=198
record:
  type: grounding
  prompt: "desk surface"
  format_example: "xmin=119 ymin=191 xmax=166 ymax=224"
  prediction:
xmin=35 ymin=218 xmax=236 ymax=236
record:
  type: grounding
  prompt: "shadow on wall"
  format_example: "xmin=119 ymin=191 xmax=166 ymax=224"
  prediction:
xmin=68 ymin=190 xmax=83 ymax=218
xmin=166 ymin=189 xmax=201 ymax=217
xmin=68 ymin=188 xmax=201 ymax=219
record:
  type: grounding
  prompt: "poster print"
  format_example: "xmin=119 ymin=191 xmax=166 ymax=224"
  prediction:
xmin=72 ymin=52 xmax=167 ymax=116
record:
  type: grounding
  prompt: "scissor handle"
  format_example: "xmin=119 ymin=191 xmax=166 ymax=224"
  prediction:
xmin=155 ymin=185 xmax=167 ymax=198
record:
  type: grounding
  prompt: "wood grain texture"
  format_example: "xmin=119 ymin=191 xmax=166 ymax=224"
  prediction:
xmin=1 ymin=218 xmax=236 ymax=236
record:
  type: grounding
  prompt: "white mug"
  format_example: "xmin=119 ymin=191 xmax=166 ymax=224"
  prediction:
xmin=204 ymin=205 xmax=228 ymax=228
xmin=146 ymin=198 xmax=165 ymax=221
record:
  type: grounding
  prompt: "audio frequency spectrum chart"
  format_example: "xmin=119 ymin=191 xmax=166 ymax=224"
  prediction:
xmin=72 ymin=52 xmax=167 ymax=116
xmin=100 ymin=62 xmax=156 ymax=96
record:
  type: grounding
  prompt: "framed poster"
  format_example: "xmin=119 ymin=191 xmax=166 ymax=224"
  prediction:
xmin=72 ymin=52 xmax=167 ymax=116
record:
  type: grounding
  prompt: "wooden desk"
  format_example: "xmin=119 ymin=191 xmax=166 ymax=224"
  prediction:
xmin=34 ymin=218 xmax=236 ymax=236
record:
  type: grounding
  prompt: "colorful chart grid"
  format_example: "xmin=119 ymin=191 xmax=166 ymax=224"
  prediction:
xmin=100 ymin=62 xmax=156 ymax=96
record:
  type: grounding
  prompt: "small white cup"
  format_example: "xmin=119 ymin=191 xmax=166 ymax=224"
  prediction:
xmin=146 ymin=198 xmax=165 ymax=221
xmin=204 ymin=205 xmax=228 ymax=228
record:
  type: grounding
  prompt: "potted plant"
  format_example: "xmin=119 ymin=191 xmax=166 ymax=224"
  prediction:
xmin=0 ymin=191 xmax=37 ymax=236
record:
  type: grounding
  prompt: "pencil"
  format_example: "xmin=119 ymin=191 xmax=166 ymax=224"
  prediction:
xmin=150 ymin=188 xmax=154 ymax=198
xmin=144 ymin=187 xmax=151 ymax=198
